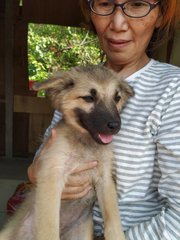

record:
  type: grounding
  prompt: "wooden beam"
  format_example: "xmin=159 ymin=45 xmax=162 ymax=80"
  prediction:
xmin=14 ymin=95 xmax=53 ymax=114
xmin=22 ymin=0 xmax=83 ymax=26
xmin=5 ymin=0 xmax=14 ymax=159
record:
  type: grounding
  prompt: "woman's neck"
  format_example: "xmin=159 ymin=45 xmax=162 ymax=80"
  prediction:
xmin=105 ymin=55 xmax=150 ymax=79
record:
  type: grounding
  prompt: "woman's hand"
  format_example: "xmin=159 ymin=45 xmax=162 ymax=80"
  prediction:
xmin=61 ymin=161 xmax=98 ymax=200
xmin=27 ymin=128 xmax=98 ymax=200
xmin=28 ymin=128 xmax=57 ymax=184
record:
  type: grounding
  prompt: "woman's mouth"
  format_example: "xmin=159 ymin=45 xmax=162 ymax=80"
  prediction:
xmin=107 ymin=38 xmax=131 ymax=49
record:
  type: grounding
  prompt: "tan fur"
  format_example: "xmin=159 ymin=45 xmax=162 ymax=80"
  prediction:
xmin=0 ymin=65 xmax=133 ymax=240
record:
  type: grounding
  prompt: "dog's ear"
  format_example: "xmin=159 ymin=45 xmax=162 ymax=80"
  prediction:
xmin=32 ymin=72 xmax=75 ymax=111
xmin=118 ymin=80 xmax=134 ymax=106
xmin=119 ymin=81 xmax=134 ymax=98
xmin=32 ymin=73 xmax=74 ymax=92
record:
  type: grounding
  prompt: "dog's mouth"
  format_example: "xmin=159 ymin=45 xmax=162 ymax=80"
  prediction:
xmin=75 ymin=107 xmax=120 ymax=145
xmin=92 ymin=132 xmax=117 ymax=145
xmin=97 ymin=133 xmax=113 ymax=144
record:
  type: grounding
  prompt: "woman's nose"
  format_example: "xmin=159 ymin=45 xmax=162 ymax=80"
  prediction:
xmin=109 ymin=9 xmax=129 ymax=32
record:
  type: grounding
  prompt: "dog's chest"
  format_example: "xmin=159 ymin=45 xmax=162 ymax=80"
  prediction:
xmin=70 ymin=143 xmax=110 ymax=181
xmin=51 ymin=132 xmax=111 ymax=178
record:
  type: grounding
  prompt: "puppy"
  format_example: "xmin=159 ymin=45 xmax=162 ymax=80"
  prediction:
xmin=0 ymin=65 xmax=133 ymax=240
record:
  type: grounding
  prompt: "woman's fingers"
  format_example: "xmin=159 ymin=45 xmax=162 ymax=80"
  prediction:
xmin=66 ymin=174 xmax=90 ymax=186
xmin=27 ymin=163 xmax=36 ymax=183
xmin=62 ymin=183 xmax=92 ymax=200
xmin=61 ymin=161 xmax=98 ymax=200
xmin=28 ymin=129 xmax=57 ymax=183
xmin=41 ymin=128 xmax=57 ymax=155
xmin=72 ymin=161 xmax=98 ymax=174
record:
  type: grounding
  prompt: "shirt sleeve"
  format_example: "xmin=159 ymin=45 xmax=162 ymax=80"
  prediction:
xmin=125 ymin=79 xmax=180 ymax=240
xmin=33 ymin=110 xmax=62 ymax=160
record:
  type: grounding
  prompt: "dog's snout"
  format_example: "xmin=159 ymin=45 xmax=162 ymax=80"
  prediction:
xmin=107 ymin=121 xmax=120 ymax=130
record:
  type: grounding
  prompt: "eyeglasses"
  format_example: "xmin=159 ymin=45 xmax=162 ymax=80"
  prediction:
xmin=87 ymin=0 xmax=160 ymax=18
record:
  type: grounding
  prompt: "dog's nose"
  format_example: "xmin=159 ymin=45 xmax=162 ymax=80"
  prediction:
xmin=107 ymin=121 xmax=120 ymax=130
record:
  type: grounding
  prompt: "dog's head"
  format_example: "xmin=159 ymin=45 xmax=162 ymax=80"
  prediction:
xmin=33 ymin=65 xmax=134 ymax=144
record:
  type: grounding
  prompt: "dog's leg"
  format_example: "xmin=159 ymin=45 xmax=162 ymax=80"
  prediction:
xmin=0 ymin=191 xmax=36 ymax=240
xmin=0 ymin=225 xmax=14 ymax=240
xmin=61 ymin=215 xmax=93 ymax=240
xmin=74 ymin=215 xmax=94 ymax=240
xmin=84 ymin=215 xmax=94 ymax=240
xmin=34 ymin=163 xmax=67 ymax=240
xmin=96 ymin=176 xmax=125 ymax=240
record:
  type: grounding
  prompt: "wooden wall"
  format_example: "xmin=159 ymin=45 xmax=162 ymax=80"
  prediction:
xmin=13 ymin=95 xmax=53 ymax=155
xmin=0 ymin=0 xmax=5 ymax=155
xmin=0 ymin=0 xmax=83 ymax=158
xmin=22 ymin=0 xmax=83 ymax=26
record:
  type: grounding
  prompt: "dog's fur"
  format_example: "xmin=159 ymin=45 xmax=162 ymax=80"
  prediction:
xmin=0 ymin=65 xmax=133 ymax=240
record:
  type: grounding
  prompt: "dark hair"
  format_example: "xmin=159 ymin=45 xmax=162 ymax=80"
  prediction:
xmin=148 ymin=0 xmax=180 ymax=57
xmin=79 ymin=0 xmax=180 ymax=57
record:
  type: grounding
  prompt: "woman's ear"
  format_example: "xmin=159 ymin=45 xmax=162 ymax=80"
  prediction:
xmin=155 ymin=10 xmax=163 ymax=29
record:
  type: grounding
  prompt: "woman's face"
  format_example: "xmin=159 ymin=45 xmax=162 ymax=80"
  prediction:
xmin=90 ymin=0 xmax=162 ymax=72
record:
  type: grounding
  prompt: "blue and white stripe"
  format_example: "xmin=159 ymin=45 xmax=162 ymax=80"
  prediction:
xmin=93 ymin=59 xmax=180 ymax=239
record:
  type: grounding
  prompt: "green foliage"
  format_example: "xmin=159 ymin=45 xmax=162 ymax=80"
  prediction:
xmin=28 ymin=24 xmax=102 ymax=83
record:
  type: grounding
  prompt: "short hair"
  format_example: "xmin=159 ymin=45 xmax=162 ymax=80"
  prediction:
xmin=149 ymin=0 xmax=180 ymax=56
xmin=79 ymin=0 xmax=180 ymax=57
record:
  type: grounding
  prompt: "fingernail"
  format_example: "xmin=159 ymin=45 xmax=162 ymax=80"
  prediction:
xmin=92 ymin=161 xmax=98 ymax=166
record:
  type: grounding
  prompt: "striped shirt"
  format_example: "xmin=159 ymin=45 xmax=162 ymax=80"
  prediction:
xmin=37 ymin=59 xmax=180 ymax=239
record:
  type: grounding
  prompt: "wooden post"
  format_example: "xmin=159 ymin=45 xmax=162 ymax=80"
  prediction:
xmin=5 ymin=0 xmax=14 ymax=159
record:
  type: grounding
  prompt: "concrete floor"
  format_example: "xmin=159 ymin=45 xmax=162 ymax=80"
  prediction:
xmin=0 ymin=179 xmax=23 ymax=229
xmin=0 ymin=157 xmax=32 ymax=229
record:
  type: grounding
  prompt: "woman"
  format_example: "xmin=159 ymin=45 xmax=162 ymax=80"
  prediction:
xmin=28 ymin=0 xmax=180 ymax=239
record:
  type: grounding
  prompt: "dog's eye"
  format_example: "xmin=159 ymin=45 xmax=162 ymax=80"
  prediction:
xmin=81 ymin=96 xmax=95 ymax=103
xmin=114 ymin=95 xmax=121 ymax=103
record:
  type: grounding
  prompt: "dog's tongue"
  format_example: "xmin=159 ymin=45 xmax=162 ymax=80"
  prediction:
xmin=98 ymin=133 xmax=113 ymax=144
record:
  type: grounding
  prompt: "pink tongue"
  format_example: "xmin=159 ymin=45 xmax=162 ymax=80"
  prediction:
xmin=98 ymin=134 xmax=113 ymax=144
